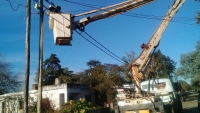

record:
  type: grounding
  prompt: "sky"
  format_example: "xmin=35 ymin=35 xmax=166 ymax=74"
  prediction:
xmin=0 ymin=0 xmax=200 ymax=88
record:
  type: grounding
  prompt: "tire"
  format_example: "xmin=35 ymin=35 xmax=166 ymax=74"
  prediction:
xmin=183 ymin=96 xmax=186 ymax=102
xmin=164 ymin=104 xmax=173 ymax=113
xmin=114 ymin=106 xmax=119 ymax=113
xmin=173 ymin=99 xmax=184 ymax=113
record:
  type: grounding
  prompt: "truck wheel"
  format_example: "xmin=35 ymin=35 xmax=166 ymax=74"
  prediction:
xmin=164 ymin=104 xmax=173 ymax=113
xmin=183 ymin=96 xmax=186 ymax=102
xmin=114 ymin=106 xmax=120 ymax=113
xmin=171 ymin=106 xmax=174 ymax=113
xmin=198 ymin=103 xmax=200 ymax=109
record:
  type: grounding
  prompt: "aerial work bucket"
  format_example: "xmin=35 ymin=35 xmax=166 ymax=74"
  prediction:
xmin=49 ymin=13 xmax=72 ymax=45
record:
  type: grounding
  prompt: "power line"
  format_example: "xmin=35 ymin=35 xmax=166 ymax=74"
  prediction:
xmin=83 ymin=31 xmax=125 ymax=63
xmin=45 ymin=1 xmax=125 ymax=63
xmin=66 ymin=38 xmax=83 ymax=63
xmin=5 ymin=0 xmax=24 ymax=11
xmin=44 ymin=0 xmax=198 ymax=63
xmin=75 ymin=30 xmax=125 ymax=64
xmin=61 ymin=0 xmax=199 ymax=26
xmin=124 ymin=12 xmax=199 ymax=26
xmin=48 ymin=0 xmax=198 ymax=25
xmin=5 ymin=0 xmax=38 ymax=14
xmin=61 ymin=0 xmax=100 ymax=9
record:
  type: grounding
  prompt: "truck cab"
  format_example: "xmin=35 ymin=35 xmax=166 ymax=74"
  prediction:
xmin=140 ymin=78 xmax=174 ymax=104
xmin=141 ymin=78 xmax=183 ymax=113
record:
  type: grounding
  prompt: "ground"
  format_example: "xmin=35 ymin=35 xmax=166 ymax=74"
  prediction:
xmin=182 ymin=99 xmax=200 ymax=113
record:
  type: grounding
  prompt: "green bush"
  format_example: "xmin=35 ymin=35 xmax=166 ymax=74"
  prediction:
xmin=62 ymin=98 xmax=98 ymax=113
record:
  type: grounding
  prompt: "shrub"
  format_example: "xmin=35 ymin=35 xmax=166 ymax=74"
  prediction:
xmin=29 ymin=98 xmax=55 ymax=113
xmin=62 ymin=98 xmax=98 ymax=113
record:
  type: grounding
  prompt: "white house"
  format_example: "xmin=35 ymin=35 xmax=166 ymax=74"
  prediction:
xmin=0 ymin=79 xmax=94 ymax=113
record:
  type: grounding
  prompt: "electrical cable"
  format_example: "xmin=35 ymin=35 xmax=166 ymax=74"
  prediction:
xmin=35 ymin=0 xmax=199 ymax=63
xmin=5 ymin=0 xmax=24 ymax=11
xmin=83 ymin=31 xmax=126 ymax=63
xmin=66 ymin=38 xmax=83 ymax=63
xmin=61 ymin=0 xmax=100 ymax=9
xmin=124 ymin=12 xmax=199 ymax=26
xmin=5 ymin=0 xmax=125 ymax=64
xmin=75 ymin=30 xmax=125 ymax=64
xmin=61 ymin=0 xmax=199 ymax=26
xmin=47 ymin=0 xmax=198 ymax=26
xmin=75 ymin=25 xmax=125 ymax=64
xmin=5 ymin=0 xmax=38 ymax=14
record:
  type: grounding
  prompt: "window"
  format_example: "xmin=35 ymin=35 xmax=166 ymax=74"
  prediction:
xmin=69 ymin=95 xmax=73 ymax=101
xmin=19 ymin=101 xmax=24 ymax=109
xmin=2 ymin=102 xmax=5 ymax=113
xmin=67 ymin=84 xmax=73 ymax=88
xmin=85 ymin=95 xmax=91 ymax=102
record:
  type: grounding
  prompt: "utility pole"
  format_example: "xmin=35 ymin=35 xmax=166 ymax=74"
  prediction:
xmin=24 ymin=0 xmax=31 ymax=113
xmin=37 ymin=0 xmax=44 ymax=112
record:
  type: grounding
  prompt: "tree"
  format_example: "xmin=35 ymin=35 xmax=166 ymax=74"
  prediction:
xmin=35 ymin=54 xmax=74 ymax=85
xmin=78 ymin=60 xmax=123 ymax=106
xmin=196 ymin=11 xmax=200 ymax=24
xmin=121 ymin=50 xmax=136 ymax=83
xmin=87 ymin=59 xmax=101 ymax=68
xmin=121 ymin=50 xmax=176 ymax=81
xmin=43 ymin=54 xmax=61 ymax=76
xmin=175 ymin=41 xmax=200 ymax=89
xmin=196 ymin=0 xmax=200 ymax=24
xmin=0 ymin=55 xmax=22 ymax=94
xmin=177 ymin=80 xmax=191 ymax=92
xmin=58 ymin=67 xmax=74 ymax=83
xmin=35 ymin=54 xmax=62 ymax=85
xmin=146 ymin=49 xmax=176 ymax=79
xmin=122 ymin=50 xmax=136 ymax=65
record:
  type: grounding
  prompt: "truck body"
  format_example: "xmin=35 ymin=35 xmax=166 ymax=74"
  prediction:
xmin=114 ymin=78 xmax=183 ymax=113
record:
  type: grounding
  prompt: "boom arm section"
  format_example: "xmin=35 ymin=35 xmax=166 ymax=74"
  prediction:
xmin=48 ymin=0 xmax=154 ymax=45
xmin=75 ymin=0 xmax=155 ymax=27
xmin=129 ymin=0 xmax=185 ymax=90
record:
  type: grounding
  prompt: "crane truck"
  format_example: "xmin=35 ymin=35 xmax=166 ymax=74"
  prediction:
xmin=114 ymin=0 xmax=185 ymax=112
xmin=47 ymin=0 xmax=185 ymax=113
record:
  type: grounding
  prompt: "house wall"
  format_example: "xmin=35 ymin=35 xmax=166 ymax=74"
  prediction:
xmin=67 ymin=83 xmax=95 ymax=103
xmin=42 ymin=83 xmax=67 ymax=109
xmin=0 ymin=83 xmax=94 ymax=112
xmin=0 ymin=93 xmax=24 ymax=113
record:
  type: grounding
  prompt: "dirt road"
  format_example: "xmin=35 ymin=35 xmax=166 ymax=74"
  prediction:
xmin=182 ymin=100 xmax=200 ymax=113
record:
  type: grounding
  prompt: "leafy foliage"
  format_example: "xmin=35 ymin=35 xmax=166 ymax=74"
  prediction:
xmin=63 ymin=98 xmax=98 ymax=113
xmin=121 ymin=51 xmax=136 ymax=83
xmin=176 ymin=80 xmax=191 ymax=92
xmin=77 ymin=60 xmax=123 ymax=106
xmin=0 ymin=55 xmax=22 ymax=94
xmin=145 ymin=49 xmax=176 ymax=79
xmin=196 ymin=11 xmax=200 ymax=24
xmin=43 ymin=54 xmax=61 ymax=85
xmin=87 ymin=60 xmax=101 ymax=68
xmin=122 ymin=51 xmax=136 ymax=64
xmin=175 ymin=41 xmax=200 ymax=89
xmin=195 ymin=0 xmax=200 ymax=24
xmin=35 ymin=54 xmax=73 ymax=85
xmin=121 ymin=50 xmax=176 ymax=82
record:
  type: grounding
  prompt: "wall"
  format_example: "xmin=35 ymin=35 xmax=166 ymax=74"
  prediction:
xmin=42 ymin=83 xmax=67 ymax=109
xmin=0 ymin=83 xmax=94 ymax=112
